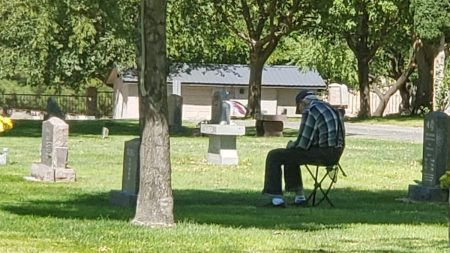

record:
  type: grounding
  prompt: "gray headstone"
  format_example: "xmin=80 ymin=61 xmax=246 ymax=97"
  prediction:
xmin=422 ymin=112 xmax=450 ymax=187
xmin=110 ymin=138 xmax=140 ymax=207
xmin=168 ymin=94 xmax=183 ymax=131
xmin=408 ymin=112 xmax=450 ymax=201
xmin=210 ymin=91 xmax=230 ymax=125
xmin=102 ymin=127 xmax=109 ymax=139
xmin=27 ymin=117 xmax=75 ymax=182
xmin=40 ymin=117 xmax=69 ymax=168
xmin=122 ymin=138 xmax=140 ymax=195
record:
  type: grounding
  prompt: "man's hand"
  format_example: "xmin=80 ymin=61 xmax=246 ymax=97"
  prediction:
xmin=286 ymin=140 xmax=295 ymax=149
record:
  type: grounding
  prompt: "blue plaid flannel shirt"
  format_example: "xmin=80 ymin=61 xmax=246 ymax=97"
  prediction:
xmin=294 ymin=100 xmax=345 ymax=150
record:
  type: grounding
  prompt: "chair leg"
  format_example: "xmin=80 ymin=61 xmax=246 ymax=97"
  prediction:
xmin=304 ymin=165 xmax=318 ymax=205
xmin=303 ymin=164 xmax=339 ymax=207
xmin=315 ymin=178 xmax=335 ymax=207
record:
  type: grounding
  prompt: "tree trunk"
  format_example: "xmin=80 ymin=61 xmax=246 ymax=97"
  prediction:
xmin=246 ymin=52 xmax=264 ymax=118
xmin=356 ymin=58 xmax=371 ymax=117
xmin=372 ymin=46 xmax=417 ymax=117
xmin=133 ymin=0 xmax=174 ymax=228
xmin=398 ymin=82 xmax=411 ymax=115
xmin=372 ymin=73 xmax=411 ymax=117
xmin=245 ymin=39 xmax=280 ymax=118
xmin=413 ymin=42 xmax=434 ymax=113
xmin=432 ymin=35 xmax=446 ymax=111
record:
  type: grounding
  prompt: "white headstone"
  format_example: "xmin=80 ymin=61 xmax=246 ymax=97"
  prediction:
xmin=328 ymin=83 xmax=349 ymax=108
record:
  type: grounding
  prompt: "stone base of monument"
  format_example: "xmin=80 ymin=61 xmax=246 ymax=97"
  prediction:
xmin=110 ymin=190 xmax=137 ymax=208
xmin=407 ymin=184 xmax=448 ymax=202
xmin=27 ymin=163 xmax=76 ymax=182
xmin=200 ymin=124 xmax=245 ymax=165
xmin=255 ymin=114 xmax=287 ymax=137
xmin=207 ymin=150 xmax=240 ymax=165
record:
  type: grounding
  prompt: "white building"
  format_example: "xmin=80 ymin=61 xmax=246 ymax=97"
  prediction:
xmin=106 ymin=63 xmax=326 ymax=121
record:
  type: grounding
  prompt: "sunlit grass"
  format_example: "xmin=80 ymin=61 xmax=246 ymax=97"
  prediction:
xmin=0 ymin=119 xmax=446 ymax=252
xmin=346 ymin=114 xmax=424 ymax=127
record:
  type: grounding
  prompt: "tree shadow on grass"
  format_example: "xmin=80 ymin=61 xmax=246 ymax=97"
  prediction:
xmin=2 ymin=188 xmax=447 ymax=232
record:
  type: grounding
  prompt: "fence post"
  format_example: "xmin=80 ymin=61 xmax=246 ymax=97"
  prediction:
xmin=86 ymin=87 xmax=98 ymax=117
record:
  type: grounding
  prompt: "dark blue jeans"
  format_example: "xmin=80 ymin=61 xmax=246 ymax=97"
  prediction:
xmin=262 ymin=146 xmax=344 ymax=195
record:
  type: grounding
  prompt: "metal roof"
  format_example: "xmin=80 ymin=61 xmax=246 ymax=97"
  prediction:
xmin=121 ymin=63 xmax=326 ymax=88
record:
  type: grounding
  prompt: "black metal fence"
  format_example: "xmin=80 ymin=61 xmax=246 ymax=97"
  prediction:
xmin=0 ymin=92 xmax=113 ymax=118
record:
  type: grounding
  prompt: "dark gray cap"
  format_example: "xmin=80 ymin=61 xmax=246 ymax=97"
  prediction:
xmin=295 ymin=90 xmax=314 ymax=103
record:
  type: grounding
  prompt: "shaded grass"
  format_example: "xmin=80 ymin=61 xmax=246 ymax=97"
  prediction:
xmin=0 ymin=119 xmax=447 ymax=252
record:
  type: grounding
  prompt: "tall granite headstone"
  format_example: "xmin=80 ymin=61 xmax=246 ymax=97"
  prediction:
xmin=408 ymin=112 xmax=450 ymax=201
xmin=27 ymin=117 xmax=76 ymax=182
xmin=200 ymin=91 xmax=244 ymax=165
xmin=168 ymin=94 xmax=183 ymax=131
xmin=110 ymin=138 xmax=140 ymax=207
xmin=210 ymin=91 xmax=231 ymax=125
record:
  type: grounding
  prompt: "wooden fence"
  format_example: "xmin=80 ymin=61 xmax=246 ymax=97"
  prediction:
xmin=345 ymin=90 xmax=402 ymax=116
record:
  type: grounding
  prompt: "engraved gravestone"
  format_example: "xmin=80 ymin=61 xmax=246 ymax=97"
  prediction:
xmin=27 ymin=117 xmax=75 ymax=182
xmin=210 ymin=91 xmax=230 ymax=125
xmin=110 ymin=138 xmax=140 ymax=207
xmin=408 ymin=112 xmax=450 ymax=201
xmin=168 ymin=94 xmax=183 ymax=131
xmin=200 ymin=91 xmax=245 ymax=165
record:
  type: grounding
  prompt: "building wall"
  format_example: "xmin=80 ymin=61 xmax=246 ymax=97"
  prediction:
xmin=112 ymin=82 xmax=304 ymax=121
xmin=112 ymin=80 xmax=139 ymax=119
xmin=276 ymin=88 xmax=299 ymax=115
xmin=182 ymin=86 xmax=213 ymax=121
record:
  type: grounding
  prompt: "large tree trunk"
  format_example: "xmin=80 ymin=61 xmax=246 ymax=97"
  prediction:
xmin=133 ymin=0 xmax=174 ymax=228
xmin=413 ymin=42 xmax=434 ymax=113
xmin=246 ymin=52 xmax=264 ymax=118
xmin=246 ymin=39 xmax=279 ymax=118
xmin=356 ymin=58 xmax=371 ymax=117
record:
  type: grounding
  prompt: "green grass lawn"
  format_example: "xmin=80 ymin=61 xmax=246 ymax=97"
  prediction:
xmin=0 ymin=120 xmax=447 ymax=252
xmin=346 ymin=114 xmax=425 ymax=127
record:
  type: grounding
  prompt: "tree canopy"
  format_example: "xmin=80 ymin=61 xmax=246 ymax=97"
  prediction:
xmin=412 ymin=0 xmax=450 ymax=43
xmin=0 ymin=0 xmax=137 ymax=91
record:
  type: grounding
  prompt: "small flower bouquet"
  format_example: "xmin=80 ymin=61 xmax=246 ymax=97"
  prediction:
xmin=0 ymin=116 xmax=13 ymax=132
xmin=439 ymin=171 xmax=450 ymax=189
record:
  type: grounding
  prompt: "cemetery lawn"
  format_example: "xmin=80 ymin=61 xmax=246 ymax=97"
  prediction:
xmin=0 ymin=120 xmax=446 ymax=252
xmin=346 ymin=114 xmax=424 ymax=127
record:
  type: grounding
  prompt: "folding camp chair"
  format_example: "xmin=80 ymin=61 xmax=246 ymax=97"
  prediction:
xmin=301 ymin=162 xmax=346 ymax=207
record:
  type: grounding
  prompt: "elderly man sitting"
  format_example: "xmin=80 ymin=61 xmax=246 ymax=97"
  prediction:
xmin=262 ymin=90 xmax=345 ymax=207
